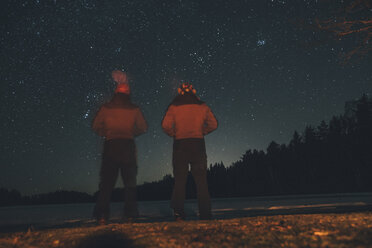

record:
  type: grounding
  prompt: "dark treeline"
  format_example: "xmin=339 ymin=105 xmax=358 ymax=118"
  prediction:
xmin=1 ymin=95 xmax=371 ymax=206
xmin=204 ymin=94 xmax=372 ymax=197
xmin=0 ymin=188 xmax=93 ymax=206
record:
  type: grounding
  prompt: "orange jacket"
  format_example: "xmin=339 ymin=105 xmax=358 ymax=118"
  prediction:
xmin=92 ymin=95 xmax=147 ymax=140
xmin=161 ymin=103 xmax=218 ymax=140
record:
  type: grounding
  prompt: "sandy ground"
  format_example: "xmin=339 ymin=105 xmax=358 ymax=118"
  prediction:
xmin=0 ymin=211 xmax=372 ymax=248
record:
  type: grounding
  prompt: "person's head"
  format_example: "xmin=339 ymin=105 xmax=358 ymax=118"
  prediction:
xmin=177 ymin=82 xmax=197 ymax=96
xmin=170 ymin=82 xmax=204 ymax=106
xmin=112 ymin=70 xmax=130 ymax=95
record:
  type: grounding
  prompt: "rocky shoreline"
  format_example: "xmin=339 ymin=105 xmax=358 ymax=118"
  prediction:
xmin=1 ymin=212 xmax=372 ymax=247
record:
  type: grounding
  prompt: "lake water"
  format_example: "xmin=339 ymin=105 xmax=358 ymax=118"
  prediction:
xmin=1 ymin=193 xmax=371 ymax=230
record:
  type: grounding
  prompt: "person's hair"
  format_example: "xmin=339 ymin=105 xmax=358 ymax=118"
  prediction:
xmin=170 ymin=92 xmax=204 ymax=106
xmin=112 ymin=92 xmax=131 ymax=104
xmin=104 ymin=92 xmax=135 ymax=108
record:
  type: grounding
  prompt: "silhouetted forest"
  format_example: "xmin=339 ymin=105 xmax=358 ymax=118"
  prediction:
xmin=204 ymin=94 xmax=372 ymax=197
xmin=1 ymin=94 xmax=371 ymax=206
xmin=0 ymin=188 xmax=93 ymax=206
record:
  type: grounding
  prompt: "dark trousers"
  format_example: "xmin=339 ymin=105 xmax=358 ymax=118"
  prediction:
xmin=93 ymin=139 xmax=138 ymax=220
xmin=171 ymin=138 xmax=212 ymax=219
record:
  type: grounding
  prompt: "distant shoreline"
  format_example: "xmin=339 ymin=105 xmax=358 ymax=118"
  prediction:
xmin=1 ymin=191 xmax=372 ymax=207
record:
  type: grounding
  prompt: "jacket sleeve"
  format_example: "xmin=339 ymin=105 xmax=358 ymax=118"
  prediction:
xmin=92 ymin=107 xmax=105 ymax=137
xmin=161 ymin=105 xmax=175 ymax=137
xmin=203 ymin=106 xmax=218 ymax=135
xmin=134 ymin=108 xmax=148 ymax=136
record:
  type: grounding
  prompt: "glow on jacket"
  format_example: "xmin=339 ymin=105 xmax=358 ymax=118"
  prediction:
xmin=92 ymin=106 xmax=147 ymax=140
xmin=161 ymin=103 xmax=218 ymax=139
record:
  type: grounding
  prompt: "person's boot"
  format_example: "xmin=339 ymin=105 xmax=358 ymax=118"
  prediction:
xmin=97 ymin=217 xmax=108 ymax=225
xmin=93 ymin=208 xmax=109 ymax=225
xmin=173 ymin=209 xmax=186 ymax=221
xmin=199 ymin=213 xmax=212 ymax=220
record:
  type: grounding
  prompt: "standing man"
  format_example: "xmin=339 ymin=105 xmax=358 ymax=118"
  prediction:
xmin=162 ymin=82 xmax=218 ymax=220
xmin=92 ymin=70 xmax=147 ymax=224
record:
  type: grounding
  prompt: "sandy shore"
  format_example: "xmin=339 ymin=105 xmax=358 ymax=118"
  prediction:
xmin=0 ymin=211 xmax=371 ymax=248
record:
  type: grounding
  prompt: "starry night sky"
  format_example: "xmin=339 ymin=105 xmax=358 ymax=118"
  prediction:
xmin=1 ymin=0 xmax=371 ymax=195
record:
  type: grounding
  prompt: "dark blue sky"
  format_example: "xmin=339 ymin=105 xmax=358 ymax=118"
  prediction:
xmin=1 ymin=0 xmax=371 ymax=195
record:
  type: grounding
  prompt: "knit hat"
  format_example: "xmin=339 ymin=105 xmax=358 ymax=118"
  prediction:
xmin=112 ymin=70 xmax=130 ymax=94
xmin=177 ymin=82 xmax=196 ymax=95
